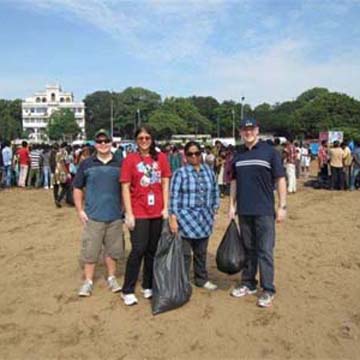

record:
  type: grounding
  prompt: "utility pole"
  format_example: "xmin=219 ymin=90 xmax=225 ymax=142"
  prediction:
xmin=137 ymin=108 xmax=141 ymax=128
xmin=241 ymin=96 xmax=245 ymax=120
xmin=110 ymin=90 xmax=114 ymax=138
xmin=217 ymin=116 xmax=220 ymax=138
xmin=232 ymin=109 xmax=235 ymax=140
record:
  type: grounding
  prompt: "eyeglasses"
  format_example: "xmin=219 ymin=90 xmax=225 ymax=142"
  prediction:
xmin=186 ymin=151 xmax=201 ymax=157
xmin=137 ymin=136 xmax=151 ymax=141
xmin=95 ymin=139 xmax=111 ymax=144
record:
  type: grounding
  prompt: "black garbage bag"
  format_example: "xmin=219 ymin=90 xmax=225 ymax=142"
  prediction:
xmin=216 ymin=219 xmax=245 ymax=274
xmin=152 ymin=222 xmax=192 ymax=315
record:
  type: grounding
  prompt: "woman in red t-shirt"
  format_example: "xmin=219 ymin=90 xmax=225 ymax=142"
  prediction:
xmin=120 ymin=126 xmax=171 ymax=306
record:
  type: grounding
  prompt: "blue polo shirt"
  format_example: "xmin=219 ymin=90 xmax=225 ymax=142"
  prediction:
xmin=232 ymin=141 xmax=285 ymax=216
xmin=73 ymin=155 xmax=122 ymax=222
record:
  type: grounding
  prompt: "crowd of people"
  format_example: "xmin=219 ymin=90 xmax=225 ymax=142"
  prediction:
xmin=1 ymin=125 xmax=359 ymax=311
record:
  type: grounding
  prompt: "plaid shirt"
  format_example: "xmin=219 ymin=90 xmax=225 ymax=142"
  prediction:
xmin=170 ymin=164 xmax=220 ymax=239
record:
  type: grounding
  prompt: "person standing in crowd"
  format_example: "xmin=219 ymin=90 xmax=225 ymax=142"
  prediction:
xmin=17 ymin=141 xmax=30 ymax=187
xmin=73 ymin=129 xmax=123 ymax=297
xmin=350 ymin=140 xmax=360 ymax=191
xmin=318 ymin=140 xmax=329 ymax=182
xmin=224 ymin=145 xmax=235 ymax=195
xmin=120 ymin=126 xmax=171 ymax=306
xmin=49 ymin=143 xmax=59 ymax=189
xmin=216 ymin=150 xmax=226 ymax=197
xmin=2 ymin=140 xmax=13 ymax=188
xmin=27 ymin=144 xmax=42 ymax=188
xmin=53 ymin=144 xmax=70 ymax=207
xmin=41 ymin=145 xmax=51 ymax=189
xmin=284 ymin=139 xmax=297 ymax=194
xmin=169 ymin=141 xmax=220 ymax=291
xmin=300 ymin=143 xmax=311 ymax=179
xmin=169 ymin=145 xmax=183 ymax=173
xmin=341 ymin=142 xmax=352 ymax=189
xmin=294 ymin=142 xmax=301 ymax=179
xmin=204 ymin=146 xmax=216 ymax=169
xmin=329 ymin=141 xmax=345 ymax=190
xmin=229 ymin=118 xmax=286 ymax=308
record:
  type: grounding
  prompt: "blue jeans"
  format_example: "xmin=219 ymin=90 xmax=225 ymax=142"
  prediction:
xmin=43 ymin=166 xmax=51 ymax=188
xmin=350 ymin=168 xmax=360 ymax=190
xmin=3 ymin=165 xmax=12 ymax=187
xmin=238 ymin=215 xmax=276 ymax=294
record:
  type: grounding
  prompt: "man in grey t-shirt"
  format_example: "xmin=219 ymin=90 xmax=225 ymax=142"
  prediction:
xmin=350 ymin=141 xmax=360 ymax=191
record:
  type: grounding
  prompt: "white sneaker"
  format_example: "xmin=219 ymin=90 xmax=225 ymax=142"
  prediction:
xmin=202 ymin=281 xmax=218 ymax=291
xmin=78 ymin=280 xmax=93 ymax=297
xmin=121 ymin=293 xmax=138 ymax=306
xmin=141 ymin=288 xmax=153 ymax=299
xmin=44 ymin=186 xmax=49 ymax=190
xmin=107 ymin=276 xmax=122 ymax=293
xmin=231 ymin=285 xmax=257 ymax=298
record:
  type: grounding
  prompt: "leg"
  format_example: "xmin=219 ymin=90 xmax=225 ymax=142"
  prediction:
xmin=191 ymin=237 xmax=209 ymax=287
xmin=239 ymin=215 xmax=258 ymax=290
xmin=182 ymin=237 xmax=192 ymax=281
xmin=103 ymin=219 xmax=124 ymax=277
xmin=142 ymin=218 xmax=163 ymax=290
xmin=255 ymin=216 xmax=276 ymax=294
xmin=122 ymin=219 xmax=149 ymax=294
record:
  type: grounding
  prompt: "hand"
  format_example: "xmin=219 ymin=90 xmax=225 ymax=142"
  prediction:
xmin=169 ymin=216 xmax=178 ymax=234
xmin=213 ymin=209 xmax=219 ymax=222
xmin=228 ymin=205 xmax=236 ymax=220
xmin=276 ymin=208 xmax=287 ymax=223
xmin=78 ymin=210 xmax=89 ymax=226
xmin=125 ymin=213 xmax=135 ymax=231
xmin=161 ymin=208 xmax=169 ymax=219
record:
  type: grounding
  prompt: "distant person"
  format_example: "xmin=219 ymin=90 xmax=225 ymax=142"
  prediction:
xmin=27 ymin=144 xmax=42 ymax=188
xmin=341 ymin=142 xmax=352 ymax=189
xmin=329 ymin=141 xmax=345 ymax=190
xmin=73 ymin=129 xmax=124 ymax=297
xmin=318 ymin=140 xmax=329 ymax=182
xmin=1 ymin=140 xmax=13 ymax=188
xmin=284 ymin=139 xmax=297 ymax=193
xmin=204 ymin=146 xmax=216 ymax=169
xmin=300 ymin=143 xmax=311 ymax=179
xmin=17 ymin=141 xmax=30 ymax=187
xmin=169 ymin=141 xmax=220 ymax=291
xmin=294 ymin=142 xmax=301 ymax=179
xmin=350 ymin=140 xmax=360 ymax=191
xmin=229 ymin=118 xmax=286 ymax=308
xmin=169 ymin=145 xmax=183 ymax=173
xmin=40 ymin=145 xmax=51 ymax=189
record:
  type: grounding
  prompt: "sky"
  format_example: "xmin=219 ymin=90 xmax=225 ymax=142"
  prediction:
xmin=1 ymin=0 xmax=360 ymax=106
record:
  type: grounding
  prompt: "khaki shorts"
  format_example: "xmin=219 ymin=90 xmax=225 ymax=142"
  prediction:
xmin=80 ymin=219 xmax=124 ymax=263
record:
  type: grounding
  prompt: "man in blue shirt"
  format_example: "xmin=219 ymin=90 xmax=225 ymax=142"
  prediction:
xmin=229 ymin=118 xmax=287 ymax=308
xmin=1 ymin=140 xmax=13 ymax=187
xmin=350 ymin=140 xmax=360 ymax=191
xmin=73 ymin=129 xmax=123 ymax=297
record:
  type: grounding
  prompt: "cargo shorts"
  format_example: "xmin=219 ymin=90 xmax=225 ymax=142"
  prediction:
xmin=80 ymin=218 xmax=124 ymax=263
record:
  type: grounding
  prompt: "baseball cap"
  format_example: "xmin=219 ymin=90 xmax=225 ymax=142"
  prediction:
xmin=240 ymin=118 xmax=258 ymax=128
xmin=94 ymin=129 xmax=111 ymax=140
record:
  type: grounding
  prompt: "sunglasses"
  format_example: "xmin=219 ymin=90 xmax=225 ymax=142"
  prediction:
xmin=186 ymin=151 xmax=201 ymax=157
xmin=137 ymin=136 xmax=151 ymax=141
xmin=95 ymin=139 xmax=111 ymax=144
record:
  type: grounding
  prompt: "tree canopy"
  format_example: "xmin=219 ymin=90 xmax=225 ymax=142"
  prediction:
xmin=47 ymin=108 xmax=81 ymax=142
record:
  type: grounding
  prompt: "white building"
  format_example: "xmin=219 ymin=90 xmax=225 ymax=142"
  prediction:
xmin=22 ymin=84 xmax=85 ymax=142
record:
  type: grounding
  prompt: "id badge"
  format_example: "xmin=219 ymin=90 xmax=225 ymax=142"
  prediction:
xmin=148 ymin=192 xmax=155 ymax=206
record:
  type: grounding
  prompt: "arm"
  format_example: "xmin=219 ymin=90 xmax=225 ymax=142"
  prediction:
xmin=122 ymin=182 xmax=135 ymax=230
xmin=73 ymin=188 xmax=88 ymax=225
xmin=169 ymin=170 xmax=181 ymax=234
xmin=161 ymin=177 xmax=170 ymax=218
xmin=275 ymin=177 xmax=287 ymax=223
xmin=229 ymin=180 xmax=237 ymax=219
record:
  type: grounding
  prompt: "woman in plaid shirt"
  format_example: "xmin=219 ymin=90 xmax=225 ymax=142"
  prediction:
xmin=169 ymin=141 xmax=220 ymax=291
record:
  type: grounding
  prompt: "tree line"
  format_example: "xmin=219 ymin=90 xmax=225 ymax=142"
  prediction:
xmin=1 ymin=87 xmax=360 ymax=142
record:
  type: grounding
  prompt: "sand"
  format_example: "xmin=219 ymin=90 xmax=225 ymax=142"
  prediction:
xmin=0 ymin=174 xmax=359 ymax=359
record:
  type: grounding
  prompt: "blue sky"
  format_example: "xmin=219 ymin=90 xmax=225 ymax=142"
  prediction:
xmin=1 ymin=0 xmax=360 ymax=106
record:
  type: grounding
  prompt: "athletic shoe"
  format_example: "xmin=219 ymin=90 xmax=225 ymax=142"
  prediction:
xmin=257 ymin=291 xmax=275 ymax=308
xmin=78 ymin=280 xmax=93 ymax=297
xmin=55 ymin=200 xmax=62 ymax=208
xmin=141 ymin=288 xmax=153 ymax=299
xmin=202 ymin=281 xmax=218 ymax=291
xmin=107 ymin=276 xmax=122 ymax=293
xmin=121 ymin=293 xmax=138 ymax=306
xmin=44 ymin=186 xmax=49 ymax=190
xmin=230 ymin=285 xmax=257 ymax=298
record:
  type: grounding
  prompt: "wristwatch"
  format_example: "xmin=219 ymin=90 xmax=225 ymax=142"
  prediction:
xmin=279 ymin=205 xmax=287 ymax=210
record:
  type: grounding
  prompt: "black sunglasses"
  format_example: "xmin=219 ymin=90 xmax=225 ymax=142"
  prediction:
xmin=95 ymin=139 xmax=111 ymax=144
xmin=186 ymin=151 xmax=201 ymax=157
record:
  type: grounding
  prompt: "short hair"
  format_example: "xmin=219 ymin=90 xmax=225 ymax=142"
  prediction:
xmin=184 ymin=141 xmax=201 ymax=154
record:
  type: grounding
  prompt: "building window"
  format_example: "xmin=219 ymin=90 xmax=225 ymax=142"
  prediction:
xmin=36 ymin=97 xmax=41 ymax=103
xmin=51 ymin=93 xmax=56 ymax=102
xmin=66 ymin=97 xmax=71 ymax=102
xmin=31 ymin=108 xmax=35 ymax=113
xmin=42 ymin=97 xmax=46 ymax=102
xmin=60 ymin=97 xmax=64 ymax=102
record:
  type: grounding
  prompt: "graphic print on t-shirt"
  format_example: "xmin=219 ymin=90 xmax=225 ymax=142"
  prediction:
xmin=136 ymin=161 xmax=161 ymax=187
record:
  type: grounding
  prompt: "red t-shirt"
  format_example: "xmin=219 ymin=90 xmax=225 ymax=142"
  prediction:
xmin=120 ymin=152 xmax=171 ymax=219
xmin=17 ymin=147 xmax=30 ymax=166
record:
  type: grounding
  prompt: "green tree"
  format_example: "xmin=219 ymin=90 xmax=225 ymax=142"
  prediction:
xmin=148 ymin=110 xmax=188 ymax=139
xmin=47 ymin=108 xmax=80 ymax=141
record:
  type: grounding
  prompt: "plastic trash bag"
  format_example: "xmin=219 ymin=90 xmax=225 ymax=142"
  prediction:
xmin=152 ymin=221 xmax=192 ymax=315
xmin=216 ymin=219 xmax=245 ymax=274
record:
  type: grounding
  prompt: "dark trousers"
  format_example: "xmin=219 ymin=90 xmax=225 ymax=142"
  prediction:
xmin=53 ymin=183 xmax=69 ymax=203
xmin=122 ymin=218 xmax=163 ymax=294
xmin=239 ymin=215 xmax=276 ymax=294
xmin=330 ymin=167 xmax=344 ymax=190
xmin=182 ymin=237 xmax=209 ymax=287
